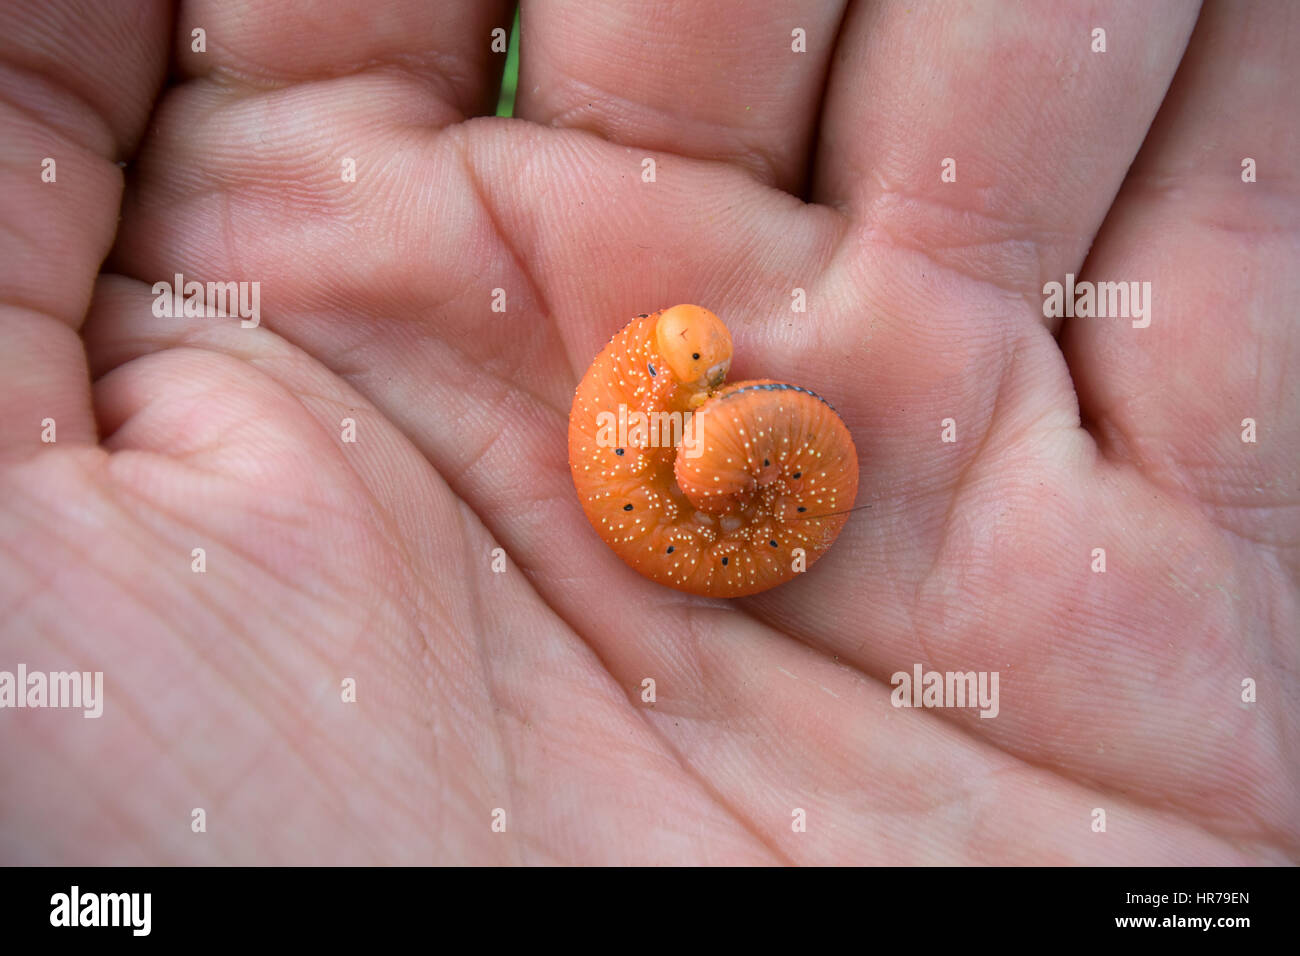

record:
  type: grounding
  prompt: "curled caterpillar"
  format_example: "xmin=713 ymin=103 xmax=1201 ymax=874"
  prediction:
xmin=568 ymin=305 xmax=859 ymax=597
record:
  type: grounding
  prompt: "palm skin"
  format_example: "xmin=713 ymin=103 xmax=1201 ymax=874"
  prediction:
xmin=1 ymin=0 xmax=1296 ymax=864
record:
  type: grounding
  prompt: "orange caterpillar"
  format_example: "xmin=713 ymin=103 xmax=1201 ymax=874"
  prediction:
xmin=568 ymin=305 xmax=858 ymax=597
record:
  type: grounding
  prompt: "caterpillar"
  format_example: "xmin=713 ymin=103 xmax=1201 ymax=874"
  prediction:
xmin=568 ymin=304 xmax=859 ymax=597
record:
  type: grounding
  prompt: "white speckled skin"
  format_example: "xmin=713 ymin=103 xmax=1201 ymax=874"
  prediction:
xmin=568 ymin=309 xmax=858 ymax=597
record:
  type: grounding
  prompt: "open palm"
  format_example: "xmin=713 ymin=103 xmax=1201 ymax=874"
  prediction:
xmin=2 ymin=0 xmax=1295 ymax=864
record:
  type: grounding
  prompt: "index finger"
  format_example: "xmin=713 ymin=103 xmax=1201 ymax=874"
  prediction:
xmin=0 ymin=0 xmax=169 ymax=461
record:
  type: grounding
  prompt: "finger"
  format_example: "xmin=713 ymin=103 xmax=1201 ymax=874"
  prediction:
xmin=101 ymin=0 xmax=522 ymax=388
xmin=175 ymin=0 xmax=514 ymax=121
xmin=515 ymin=0 xmax=848 ymax=191
xmin=0 ymin=0 xmax=168 ymax=460
xmin=814 ymin=0 xmax=1199 ymax=299
xmin=1062 ymin=0 xmax=1300 ymax=562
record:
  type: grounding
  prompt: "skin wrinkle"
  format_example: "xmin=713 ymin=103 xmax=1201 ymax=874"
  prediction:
xmin=1123 ymin=172 xmax=1300 ymax=222
xmin=103 ymin=320 xmax=469 ymax=640
xmin=683 ymin=599 xmax=1280 ymax=861
xmin=455 ymin=125 xmax=558 ymax=357
xmin=472 ymin=117 xmax=848 ymax=324
xmin=98 ymin=422 xmax=471 ymax=836
xmin=1 ymin=242 xmax=122 ymax=336
xmin=0 ymin=214 xmax=31 ymax=260
xmin=0 ymin=59 xmax=120 ymax=157
xmin=916 ymin=335 xmax=1019 ymax=615
xmin=19 ymin=720 xmax=153 ymax=862
xmin=545 ymin=76 xmax=786 ymax=189
xmin=106 ymin=452 xmax=445 ymax=858
xmin=451 ymin=498 xmax=520 ymax=865
xmin=88 ymin=294 xmax=257 ymax=379
xmin=104 ymin=471 xmax=368 ymax=714
xmin=916 ymin=535 xmax=1263 ymax=826
xmin=432 ymin=333 xmax=570 ymax=431
xmin=11 ymin=455 xmax=260 ymax=655
xmin=916 ymin=628 xmax=1272 ymax=853
xmin=445 ymin=393 xmax=533 ymax=493
xmin=336 ymin=163 xmax=580 ymax=407
xmin=593 ymin=600 xmax=794 ymax=865
xmin=181 ymin=33 xmax=484 ymax=121
xmin=129 ymin=246 xmax=568 ymax=427
xmin=855 ymin=189 xmax=1083 ymax=302
xmin=1092 ymin=419 xmax=1300 ymax=561
xmin=630 ymin=709 xmax=792 ymax=865
xmin=0 ymin=471 xmax=256 ymax=841
xmin=105 ymin=451 xmax=349 ymax=619
xmin=904 ymin=651 xmax=1293 ymax=856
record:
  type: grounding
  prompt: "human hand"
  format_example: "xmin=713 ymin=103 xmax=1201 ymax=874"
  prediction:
xmin=1 ymin=0 xmax=1295 ymax=864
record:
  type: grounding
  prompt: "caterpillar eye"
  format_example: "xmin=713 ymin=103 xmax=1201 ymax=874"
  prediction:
xmin=654 ymin=305 xmax=733 ymax=384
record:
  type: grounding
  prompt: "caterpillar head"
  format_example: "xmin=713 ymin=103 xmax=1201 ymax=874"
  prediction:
xmin=655 ymin=304 xmax=733 ymax=393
